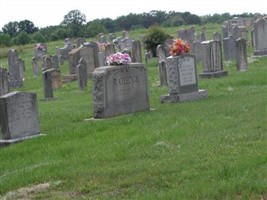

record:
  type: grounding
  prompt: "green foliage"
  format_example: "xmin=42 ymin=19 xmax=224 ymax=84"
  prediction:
xmin=31 ymin=32 xmax=46 ymax=43
xmin=143 ymin=25 xmax=170 ymax=57
xmin=16 ymin=31 xmax=31 ymax=45
xmin=0 ymin=33 xmax=11 ymax=47
xmin=61 ymin=9 xmax=86 ymax=26
xmin=86 ymin=21 xmax=106 ymax=38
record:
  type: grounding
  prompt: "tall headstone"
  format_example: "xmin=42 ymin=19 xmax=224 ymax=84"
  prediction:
xmin=199 ymin=40 xmax=228 ymax=78
xmin=93 ymin=63 xmax=150 ymax=118
xmin=160 ymin=54 xmax=207 ymax=103
xmin=236 ymin=38 xmax=248 ymax=71
xmin=132 ymin=40 xmax=142 ymax=63
xmin=80 ymin=42 xmax=99 ymax=76
xmin=32 ymin=57 xmax=39 ymax=77
xmin=0 ymin=68 xmax=9 ymax=96
xmin=76 ymin=58 xmax=87 ymax=90
xmin=252 ymin=18 xmax=267 ymax=56
xmin=178 ymin=27 xmax=195 ymax=45
xmin=223 ymin=36 xmax=236 ymax=61
xmin=192 ymin=41 xmax=202 ymax=62
xmin=0 ymin=91 xmax=40 ymax=142
xmin=8 ymin=49 xmax=23 ymax=87
xmin=156 ymin=44 xmax=168 ymax=86
xmin=50 ymin=69 xmax=62 ymax=90
xmin=42 ymin=69 xmax=54 ymax=100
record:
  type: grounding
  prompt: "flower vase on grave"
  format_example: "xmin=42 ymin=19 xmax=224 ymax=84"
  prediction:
xmin=160 ymin=39 xmax=208 ymax=103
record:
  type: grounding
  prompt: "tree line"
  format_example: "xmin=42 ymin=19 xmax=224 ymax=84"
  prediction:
xmin=0 ymin=9 xmax=257 ymax=47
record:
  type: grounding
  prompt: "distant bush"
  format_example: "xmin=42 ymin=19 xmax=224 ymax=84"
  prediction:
xmin=143 ymin=25 xmax=170 ymax=57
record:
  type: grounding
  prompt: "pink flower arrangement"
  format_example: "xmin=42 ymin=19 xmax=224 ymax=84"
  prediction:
xmin=106 ymin=52 xmax=131 ymax=65
xmin=169 ymin=39 xmax=190 ymax=56
xmin=35 ymin=43 xmax=46 ymax=51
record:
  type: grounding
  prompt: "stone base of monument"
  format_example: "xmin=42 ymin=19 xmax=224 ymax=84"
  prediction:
xmin=252 ymin=49 xmax=267 ymax=57
xmin=0 ymin=134 xmax=45 ymax=147
xmin=62 ymin=74 xmax=77 ymax=83
xmin=199 ymin=70 xmax=228 ymax=78
xmin=160 ymin=90 xmax=208 ymax=103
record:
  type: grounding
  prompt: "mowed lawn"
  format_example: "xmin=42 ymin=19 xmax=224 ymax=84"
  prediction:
xmin=0 ymin=25 xmax=266 ymax=199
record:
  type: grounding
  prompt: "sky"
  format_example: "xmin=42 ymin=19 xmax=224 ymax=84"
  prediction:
xmin=0 ymin=0 xmax=266 ymax=29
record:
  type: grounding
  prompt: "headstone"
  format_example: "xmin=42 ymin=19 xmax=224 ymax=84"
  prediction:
xmin=236 ymin=38 xmax=248 ymax=71
xmin=8 ymin=49 xmax=23 ymax=87
xmin=156 ymin=44 xmax=168 ymax=86
xmin=93 ymin=63 xmax=150 ymax=118
xmin=42 ymin=69 xmax=54 ymax=100
xmin=0 ymin=68 xmax=9 ymax=96
xmin=98 ymin=52 xmax=105 ymax=67
xmin=32 ymin=57 xmax=39 ymax=77
xmin=18 ymin=58 xmax=25 ymax=81
xmin=160 ymin=54 xmax=207 ymax=103
xmin=80 ymin=42 xmax=99 ymax=76
xmin=108 ymin=33 xmax=116 ymax=42
xmin=77 ymin=58 xmax=87 ymax=90
xmin=57 ymin=40 xmax=73 ymax=62
xmin=52 ymin=55 xmax=59 ymax=69
xmin=0 ymin=91 xmax=40 ymax=142
xmin=213 ymin=32 xmax=221 ymax=41
xmin=223 ymin=36 xmax=236 ymax=61
xmin=199 ymin=40 xmax=228 ymax=78
xmin=252 ymin=18 xmax=267 ymax=56
xmin=43 ymin=56 xmax=53 ymax=71
xmin=132 ymin=40 xmax=142 ymax=63
xmin=68 ymin=48 xmax=80 ymax=74
xmin=34 ymin=43 xmax=47 ymax=58
xmin=99 ymin=35 xmax=107 ymax=43
xmin=104 ymin=43 xmax=116 ymax=57
xmin=50 ymin=69 xmax=62 ymax=89
xmin=178 ymin=27 xmax=195 ymax=45
xmin=76 ymin=37 xmax=86 ymax=47
xmin=192 ymin=41 xmax=202 ymax=62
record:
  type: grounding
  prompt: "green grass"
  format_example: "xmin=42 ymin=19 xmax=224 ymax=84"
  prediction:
xmin=0 ymin=24 xmax=266 ymax=199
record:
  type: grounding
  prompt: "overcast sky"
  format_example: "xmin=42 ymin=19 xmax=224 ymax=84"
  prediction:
xmin=0 ymin=0 xmax=266 ymax=29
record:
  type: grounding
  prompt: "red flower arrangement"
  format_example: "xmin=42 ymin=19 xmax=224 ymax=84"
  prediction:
xmin=169 ymin=39 xmax=191 ymax=56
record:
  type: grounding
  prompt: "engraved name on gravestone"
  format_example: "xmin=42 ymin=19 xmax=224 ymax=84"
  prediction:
xmin=93 ymin=63 xmax=150 ymax=118
xmin=0 ymin=91 xmax=40 ymax=140
xmin=166 ymin=55 xmax=198 ymax=94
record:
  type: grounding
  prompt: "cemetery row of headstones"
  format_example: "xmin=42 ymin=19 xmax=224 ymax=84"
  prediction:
xmin=1 ymin=17 xmax=266 ymax=146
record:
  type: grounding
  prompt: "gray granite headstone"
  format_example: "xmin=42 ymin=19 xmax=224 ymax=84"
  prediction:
xmin=77 ymin=58 xmax=87 ymax=90
xmin=252 ymin=18 xmax=267 ymax=56
xmin=32 ymin=57 xmax=39 ymax=77
xmin=223 ymin=36 xmax=236 ymax=61
xmin=0 ymin=68 xmax=9 ymax=96
xmin=80 ymin=43 xmax=99 ymax=76
xmin=8 ymin=49 xmax=23 ymax=87
xmin=42 ymin=69 xmax=54 ymax=99
xmin=200 ymin=40 xmax=228 ymax=78
xmin=160 ymin=54 xmax=207 ymax=103
xmin=132 ymin=40 xmax=142 ymax=63
xmin=156 ymin=44 xmax=168 ymax=86
xmin=0 ymin=91 xmax=40 ymax=141
xmin=236 ymin=38 xmax=248 ymax=71
xmin=93 ymin=63 xmax=150 ymax=118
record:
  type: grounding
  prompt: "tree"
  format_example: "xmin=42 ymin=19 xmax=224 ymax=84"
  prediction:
xmin=61 ymin=9 xmax=86 ymax=26
xmin=86 ymin=21 xmax=106 ymax=38
xmin=2 ymin=21 xmax=19 ymax=37
xmin=18 ymin=20 xmax=38 ymax=34
xmin=16 ymin=31 xmax=31 ymax=45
